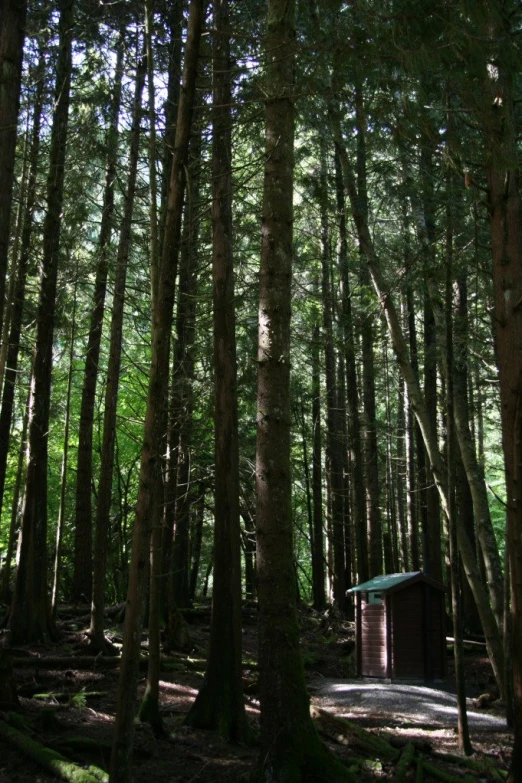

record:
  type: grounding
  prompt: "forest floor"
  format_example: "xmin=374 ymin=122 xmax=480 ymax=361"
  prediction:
xmin=0 ymin=601 xmax=512 ymax=782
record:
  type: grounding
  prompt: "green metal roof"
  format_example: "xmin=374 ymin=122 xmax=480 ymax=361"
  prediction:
xmin=346 ymin=571 xmax=431 ymax=594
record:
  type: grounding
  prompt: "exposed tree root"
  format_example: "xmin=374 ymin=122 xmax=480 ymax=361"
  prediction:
xmin=137 ymin=689 xmax=168 ymax=739
xmin=0 ymin=718 xmax=108 ymax=782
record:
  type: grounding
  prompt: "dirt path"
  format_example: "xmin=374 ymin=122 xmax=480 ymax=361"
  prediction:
xmin=310 ymin=678 xmax=507 ymax=731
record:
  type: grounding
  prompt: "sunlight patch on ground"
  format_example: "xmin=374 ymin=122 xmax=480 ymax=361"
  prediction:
xmin=315 ymin=680 xmax=508 ymax=730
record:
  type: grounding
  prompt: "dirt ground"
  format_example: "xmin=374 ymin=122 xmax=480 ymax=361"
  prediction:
xmin=0 ymin=604 xmax=513 ymax=782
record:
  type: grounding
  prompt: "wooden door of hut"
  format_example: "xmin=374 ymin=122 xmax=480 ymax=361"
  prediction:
xmin=347 ymin=572 xmax=446 ymax=681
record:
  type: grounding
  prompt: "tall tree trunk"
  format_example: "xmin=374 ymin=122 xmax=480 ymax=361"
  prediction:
xmin=414 ymin=141 xmax=442 ymax=582
xmin=0 ymin=0 xmax=26 ymax=333
xmin=354 ymin=83 xmax=382 ymax=579
xmin=423 ymin=288 xmax=442 ymax=579
xmin=185 ymin=1 xmax=251 ymax=740
xmin=311 ymin=318 xmax=326 ymax=608
xmin=168 ymin=128 xmax=201 ymax=613
xmin=51 ymin=273 xmax=78 ymax=616
xmin=384 ymin=343 xmax=399 ymax=572
xmin=189 ymin=482 xmax=205 ymax=599
xmin=0 ymin=44 xmax=45 ymax=524
xmin=109 ymin=2 xmax=204 ymax=778
xmin=396 ymin=358 xmax=409 ymax=570
xmin=72 ymin=34 xmax=124 ymax=604
xmin=7 ymin=0 xmax=74 ymax=644
xmin=480 ymin=12 xmax=522 ymax=775
xmin=445 ymin=139 xmax=472 ymax=754
xmin=0 ymin=119 xmax=28 ymax=395
xmin=335 ymin=149 xmax=368 ymax=584
xmin=137 ymin=4 xmax=167 ymax=734
xmin=319 ymin=154 xmax=345 ymax=612
xmin=0 ymin=377 xmax=29 ymax=602
xmin=254 ymin=3 xmax=352 ymax=780
xmin=413 ymin=148 xmax=503 ymax=615
xmin=89 ymin=51 xmax=145 ymax=649
xmin=454 ymin=257 xmax=481 ymax=634
xmin=329 ymin=95 xmax=506 ymax=700
xmin=405 ymin=284 xmax=421 ymax=570
xmin=159 ymin=0 xmax=184 ymax=247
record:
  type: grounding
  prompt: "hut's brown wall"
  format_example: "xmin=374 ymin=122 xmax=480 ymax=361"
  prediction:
xmin=360 ymin=599 xmax=386 ymax=677
xmin=391 ymin=583 xmax=424 ymax=678
xmin=390 ymin=583 xmax=446 ymax=679
xmin=430 ymin=591 xmax=446 ymax=679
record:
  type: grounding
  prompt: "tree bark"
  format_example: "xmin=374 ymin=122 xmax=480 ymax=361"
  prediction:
xmin=7 ymin=0 xmax=74 ymax=644
xmin=51 ymin=274 xmax=78 ymax=615
xmin=254 ymin=3 xmax=353 ymax=780
xmin=72 ymin=34 xmax=124 ymax=605
xmin=480 ymin=12 xmax=522 ymax=775
xmin=109 ymin=3 xmax=205 ymax=779
xmin=329 ymin=96 xmax=506 ymax=700
xmin=168 ymin=127 xmax=201 ymax=613
xmin=335 ymin=148 xmax=368 ymax=584
xmin=0 ymin=0 xmax=26 ymax=333
xmin=319 ymin=152 xmax=345 ymax=611
xmin=311 ymin=317 xmax=326 ymax=608
xmin=185 ymin=0 xmax=251 ymax=740
xmin=355 ymin=84 xmax=382 ymax=579
xmin=89 ymin=52 xmax=145 ymax=649
xmin=0 ymin=42 xmax=45 ymax=531
xmin=412 ymin=153 xmax=504 ymax=623
xmin=445 ymin=145 xmax=472 ymax=755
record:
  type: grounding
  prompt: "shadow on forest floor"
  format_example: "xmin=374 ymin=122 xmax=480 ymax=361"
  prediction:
xmin=0 ymin=602 xmax=513 ymax=782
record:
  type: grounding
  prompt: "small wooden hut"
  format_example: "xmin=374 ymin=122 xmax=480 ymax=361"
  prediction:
xmin=347 ymin=571 xmax=446 ymax=681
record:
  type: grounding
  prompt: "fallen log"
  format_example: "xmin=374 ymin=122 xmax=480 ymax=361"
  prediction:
xmin=432 ymin=750 xmax=508 ymax=781
xmin=395 ymin=743 xmax=416 ymax=782
xmin=311 ymin=706 xmax=399 ymax=760
xmin=0 ymin=718 xmax=108 ymax=783
xmin=311 ymin=706 xmax=506 ymax=782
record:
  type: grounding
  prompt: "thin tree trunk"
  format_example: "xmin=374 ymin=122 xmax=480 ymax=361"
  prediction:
xmin=0 ymin=44 xmax=45 ymax=523
xmin=144 ymin=0 xmax=160 ymax=309
xmin=335 ymin=149 xmax=368 ymax=584
xmin=254 ymin=4 xmax=352 ymax=779
xmin=384 ymin=343 xmax=399 ymax=572
xmin=319 ymin=153 xmax=345 ymax=612
xmin=241 ymin=509 xmax=256 ymax=600
xmin=396 ymin=357 xmax=409 ymax=570
xmin=51 ymin=273 xmax=78 ymax=616
xmin=445 ymin=137 xmax=472 ymax=754
xmin=0 ymin=0 xmax=27 ymax=332
xmin=72 ymin=34 xmax=124 ymax=604
xmin=168 ymin=127 xmax=202 ymax=614
xmin=329 ymin=95 xmax=506 ymax=700
xmin=109 ymin=3 xmax=204 ymax=778
xmin=0 ymin=119 xmax=28 ymax=395
xmin=354 ymin=83 xmax=381 ymax=579
xmin=89 ymin=51 xmax=146 ymax=650
xmin=423 ymin=287 xmax=442 ymax=579
xmin=405 ymin=284 xmax=421 ymax=570
xmin=185 ymin=1 xmax=251 ymax=740
xmin=479 ymin=12 xmax=522 ymax=774
xmin=159 ymin=0 xmax=184 ymax=247
xmin=311 ymin=318 xmax=326 ymax=609
xmin=412 ymin=154 xmax=504 ymax=625
xmin=138 ymin=5 xmax=167 ymax=733
xmin=413 ymin=140 xmax=442 ymax=582
xmin=7 ymin=0 xmax=74 ymax=644
xmin=189 ymin=483 xmax=205 ymax=599
xmin=0 ymin=379 xmax=29 ymax=602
